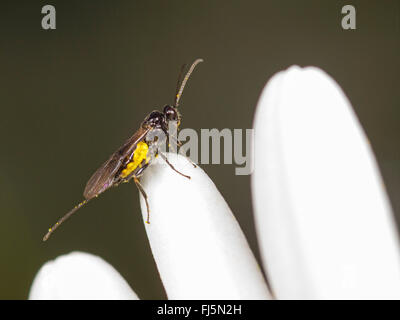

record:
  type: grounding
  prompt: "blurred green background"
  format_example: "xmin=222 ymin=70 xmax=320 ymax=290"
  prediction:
xmin=0 ymin=0 xmax=399 ymax=299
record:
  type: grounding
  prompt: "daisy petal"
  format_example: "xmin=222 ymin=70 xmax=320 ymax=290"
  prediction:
xmin=29 ymin=251 xmax=138 ymax=300
xmin=139 ymin=153 xmax=271 ymax=299
xmin=252 ymin=66 xmax=400 ymax=299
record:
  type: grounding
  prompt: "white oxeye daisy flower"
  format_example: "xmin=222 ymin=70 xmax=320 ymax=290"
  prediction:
xmin=29 ymin=66 xmax=400 ymax=300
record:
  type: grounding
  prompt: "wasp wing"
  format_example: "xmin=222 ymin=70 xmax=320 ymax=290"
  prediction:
xmin=83 ymin=127 xmax=150 ymax=200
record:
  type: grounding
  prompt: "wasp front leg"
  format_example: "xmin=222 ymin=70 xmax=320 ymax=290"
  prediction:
xmin=168 ymin=135 xmax=197 ymax=168
xmin=158 ymin=152 xmax=191 ymax=179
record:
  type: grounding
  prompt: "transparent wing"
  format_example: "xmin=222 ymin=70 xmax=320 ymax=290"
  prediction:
xmin=83 ymin=127 xmax=150 ymax=199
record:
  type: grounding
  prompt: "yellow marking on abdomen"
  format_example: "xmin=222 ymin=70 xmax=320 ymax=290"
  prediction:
xmin=120 ymin=141 xmax=150 ymax=178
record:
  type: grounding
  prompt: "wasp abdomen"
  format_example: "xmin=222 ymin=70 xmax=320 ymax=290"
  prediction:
xmin=120 ymin=141 xmax=150 ymax=178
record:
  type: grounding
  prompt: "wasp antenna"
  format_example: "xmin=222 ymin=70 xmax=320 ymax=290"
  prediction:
xmin=174 ymin=62 xmax=187 ymax=104
xmin=174 ymin=58 xmax=203 ymax=107
xmin=43 ymin=198 xmax=92 ymax=241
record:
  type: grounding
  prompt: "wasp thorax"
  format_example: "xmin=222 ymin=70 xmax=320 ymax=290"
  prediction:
xmin=145 ymin=111 xmax=164 ymax=128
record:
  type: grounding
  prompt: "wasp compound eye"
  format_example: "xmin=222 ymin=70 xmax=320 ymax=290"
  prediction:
xmin=163 ymin=105 xmax=178 ymax=121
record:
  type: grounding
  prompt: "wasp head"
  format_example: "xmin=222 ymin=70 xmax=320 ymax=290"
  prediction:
xmin=163 ymin=105 xmax=181 ymax=126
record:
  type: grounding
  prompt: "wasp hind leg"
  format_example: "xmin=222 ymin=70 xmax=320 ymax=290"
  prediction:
xmin=159 ymin=152 xmax=191 ymax=179
xmin=133 ymin=176 xmax=151 ymax=224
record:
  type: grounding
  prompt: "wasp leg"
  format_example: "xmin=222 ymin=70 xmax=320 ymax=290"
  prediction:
xmin=159 ymin=152 xmax=191 ymax=179
xmin=134 ymin=176 xmax=151 ymax=224
xmin=169 ymin=136 xmax=197 ymax=168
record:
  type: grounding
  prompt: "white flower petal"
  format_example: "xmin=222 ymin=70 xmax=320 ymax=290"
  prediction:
xmin=252 ymin=66 xmax=400 ymax=299
xmin=29 ymin=251 xmax=138 ymax=300
xmin=139 ymin=153 xmax=271 ymax=299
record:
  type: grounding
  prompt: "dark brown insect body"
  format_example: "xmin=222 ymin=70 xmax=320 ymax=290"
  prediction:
xmin=43 ymin=59 xmax=203 ymax=241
